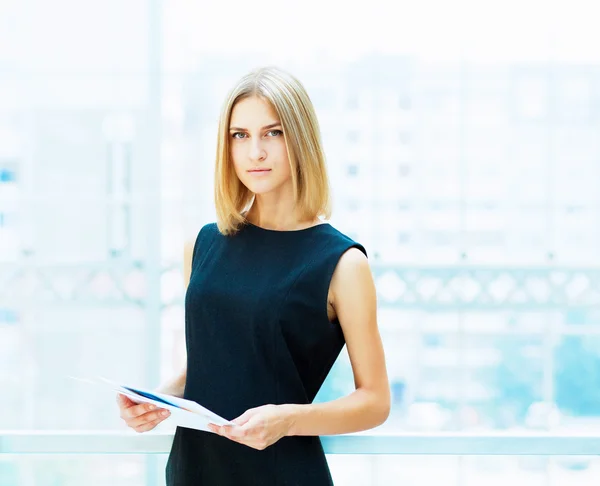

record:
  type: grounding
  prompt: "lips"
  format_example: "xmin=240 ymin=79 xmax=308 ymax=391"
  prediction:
xmin=248 ymin=169 xmax=271 ymax=172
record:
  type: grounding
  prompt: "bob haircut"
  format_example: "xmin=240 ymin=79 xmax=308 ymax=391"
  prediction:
xmin=213 ymin=66 xmax=332 ymax=236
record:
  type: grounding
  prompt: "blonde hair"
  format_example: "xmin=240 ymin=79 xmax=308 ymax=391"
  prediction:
xmin=213 ymin=66 xmax=332 ymax=235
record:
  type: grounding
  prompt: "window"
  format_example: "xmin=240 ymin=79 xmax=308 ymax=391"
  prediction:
xmin=512 ymin=71 xmax=549 ymax=121
xmin=558 ymin=74 xmax=592 ymax=123
xmin=398 ymin=96 xmax=412 ymax=111
xmin=398 ymin=232 xmax=411 ymax=244
xmin=428 ymin=230 xmax=458 ymax=247
xmin=0 ymin=212 xmax=15 ymax=228
xmin=0 ymin=308 xmax=18 ymax=324
xmin=347 ymin=199 xmax=360 ymax=211
xmin=346 ymin=94 xmax=359 ymax=110
xmin=0 ymin=166 xmax=17 ymax=183
xmin=465 ymin=231 xmax=505 ymax=246
xmin=0 ymin=166 xmax=17 ymax=231
xmin=399 ymin=164 xmax=411 ymax=177
xmin=308 ymin=86 xmax=335 ymax=110
xmin=398 ymin=131 xmax=411 ymax=145
xmin=423 ymin=334 xmax=442 ymax=347
xmin=347 ymin=130 xmax=359 ymax=143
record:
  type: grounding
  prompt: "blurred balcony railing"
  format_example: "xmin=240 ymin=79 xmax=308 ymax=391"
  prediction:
xmin=2 ymin=261 xmax=600 ymax=310
xmin=2 ymin=430 xmax=600 ymax=456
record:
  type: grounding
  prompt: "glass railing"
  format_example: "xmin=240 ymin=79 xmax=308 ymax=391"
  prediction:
xmin=2 ymin=430 xmax=600 ymax=485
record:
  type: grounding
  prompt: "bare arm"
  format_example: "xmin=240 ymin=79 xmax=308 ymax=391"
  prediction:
xmin=287 ymin=248 xmax=390 ymax=436
xmin=155 ymin=365 xmax=187 ymax=398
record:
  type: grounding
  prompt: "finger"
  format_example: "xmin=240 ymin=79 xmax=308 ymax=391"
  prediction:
xmin=126 ymin=408 xmax=170 ymax=427
xmin=222 ymin=425 xmax=246 ymax=439
xmin=212 ymin=425 xmax=232 ymax=438
xmin=217 ymin=428 xmax=261 ymax=449
xmin=134 ymin=417 xmax=163 ymax=433
xmin=231 ymin=408 xmax=258 ymax=426
xmin=219 ymin=430 xmax=244 ymax=444
xmin=136 ymin=408 xmax=170 ymax=427
xmin=122 ymin=402 xmax=158 ymax=420
xmin=116 ymin=393 xmax=136 ymax=408
xmin=229 ymin=435 xmax=262 ymax=449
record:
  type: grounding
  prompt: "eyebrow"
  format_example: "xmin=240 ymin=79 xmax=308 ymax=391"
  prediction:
xmin=228 ymin=122 xmax=282 ymax=131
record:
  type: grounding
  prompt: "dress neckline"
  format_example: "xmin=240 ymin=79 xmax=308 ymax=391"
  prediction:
xmin=243 ymin=220 xmax=330 ymax=233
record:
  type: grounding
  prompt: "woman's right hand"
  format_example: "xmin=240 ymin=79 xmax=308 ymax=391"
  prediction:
xmin=116 ymin=393 xmax=171 ymax=433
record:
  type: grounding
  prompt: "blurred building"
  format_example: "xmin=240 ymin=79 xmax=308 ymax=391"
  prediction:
xmin=1 ymin=52 xmax=600 ymax=434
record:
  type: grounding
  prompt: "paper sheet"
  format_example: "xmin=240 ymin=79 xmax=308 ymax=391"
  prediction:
xmin=70 ymin=375 xmax=233 ymax=433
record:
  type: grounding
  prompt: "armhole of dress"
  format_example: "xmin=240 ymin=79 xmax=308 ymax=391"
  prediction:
xmin=189 ymin=223 xmax=215 ymax=278
xmin=323 ymin=241 xmax=368 ymax=326
xmin=189 ymin=229 xmax=203 ymax=276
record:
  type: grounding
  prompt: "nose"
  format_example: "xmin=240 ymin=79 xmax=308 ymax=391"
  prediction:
xmin=249 ymin=138 xmax=266 ymax=161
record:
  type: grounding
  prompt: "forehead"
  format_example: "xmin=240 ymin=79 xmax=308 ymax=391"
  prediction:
xmin=230 ymin=96 xmax=278 ymax=125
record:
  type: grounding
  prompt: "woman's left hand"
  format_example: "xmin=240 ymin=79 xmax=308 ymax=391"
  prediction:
xmin=208 ymin=404 xmax=294 ymax=450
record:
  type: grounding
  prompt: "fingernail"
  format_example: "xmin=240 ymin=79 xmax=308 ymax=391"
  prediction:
xmin=148 ymin=405 xmax=155 ymax=411
xmin=161 ymin=410 xmax=169 ymax=416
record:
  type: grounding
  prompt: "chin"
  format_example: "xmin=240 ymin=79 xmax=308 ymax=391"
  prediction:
xmin=239 ymin=174 xmax=292 ymax=197
xmin=248 ymin=187 xmax=276 ymax=196
xmin=241 ymin=181 xmax=278 ymax=195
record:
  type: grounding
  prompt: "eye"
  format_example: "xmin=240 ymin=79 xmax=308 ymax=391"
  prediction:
xmin=267 ymin=129 xmax=283 ymax=137
xmin=231 ymin=132 xmax=246 ymax=139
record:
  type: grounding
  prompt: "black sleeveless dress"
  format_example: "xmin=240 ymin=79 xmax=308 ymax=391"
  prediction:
xmin=165 ymin=220 xmax=367 ymax=485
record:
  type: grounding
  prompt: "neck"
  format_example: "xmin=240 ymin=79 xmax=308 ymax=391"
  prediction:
xmin=245 ymin=198 xmax=318 ymax=231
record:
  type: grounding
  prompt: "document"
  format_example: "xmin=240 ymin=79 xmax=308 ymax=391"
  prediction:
xmin=71 ymin=376 xmax=233 ymax=433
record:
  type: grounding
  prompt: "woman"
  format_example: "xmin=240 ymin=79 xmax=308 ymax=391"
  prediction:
xmin=117 ymin=66 xmax=390 ymax=485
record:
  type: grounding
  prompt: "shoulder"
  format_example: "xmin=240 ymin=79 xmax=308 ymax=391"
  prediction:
xmin=318 ymin=223 xmax=368 ymax=259
xmin=331 ymin=247 xmax=370 ymax=287
xmin=200 ymin=222 xmax=219 ymax=235
xmin=321 ymin=225 xmax=371 ymax=302
xmin=196 ymin=222 xmax=220 ymax=243
xmin=329 ymin=247 xmax=373 ymax=314
xmin=191 ymin=222 xmax=219 ymax=256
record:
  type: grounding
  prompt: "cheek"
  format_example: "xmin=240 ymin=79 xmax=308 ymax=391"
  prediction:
xmin=273 ymin=143 xmax=291 ymax=173
xmin=277 ymin=161 xmax=291 ymax=180
xmin=230 ymin=147 xmax=245 ymax=174
xmin=230 ymin=144 xmax=241 ymax=163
